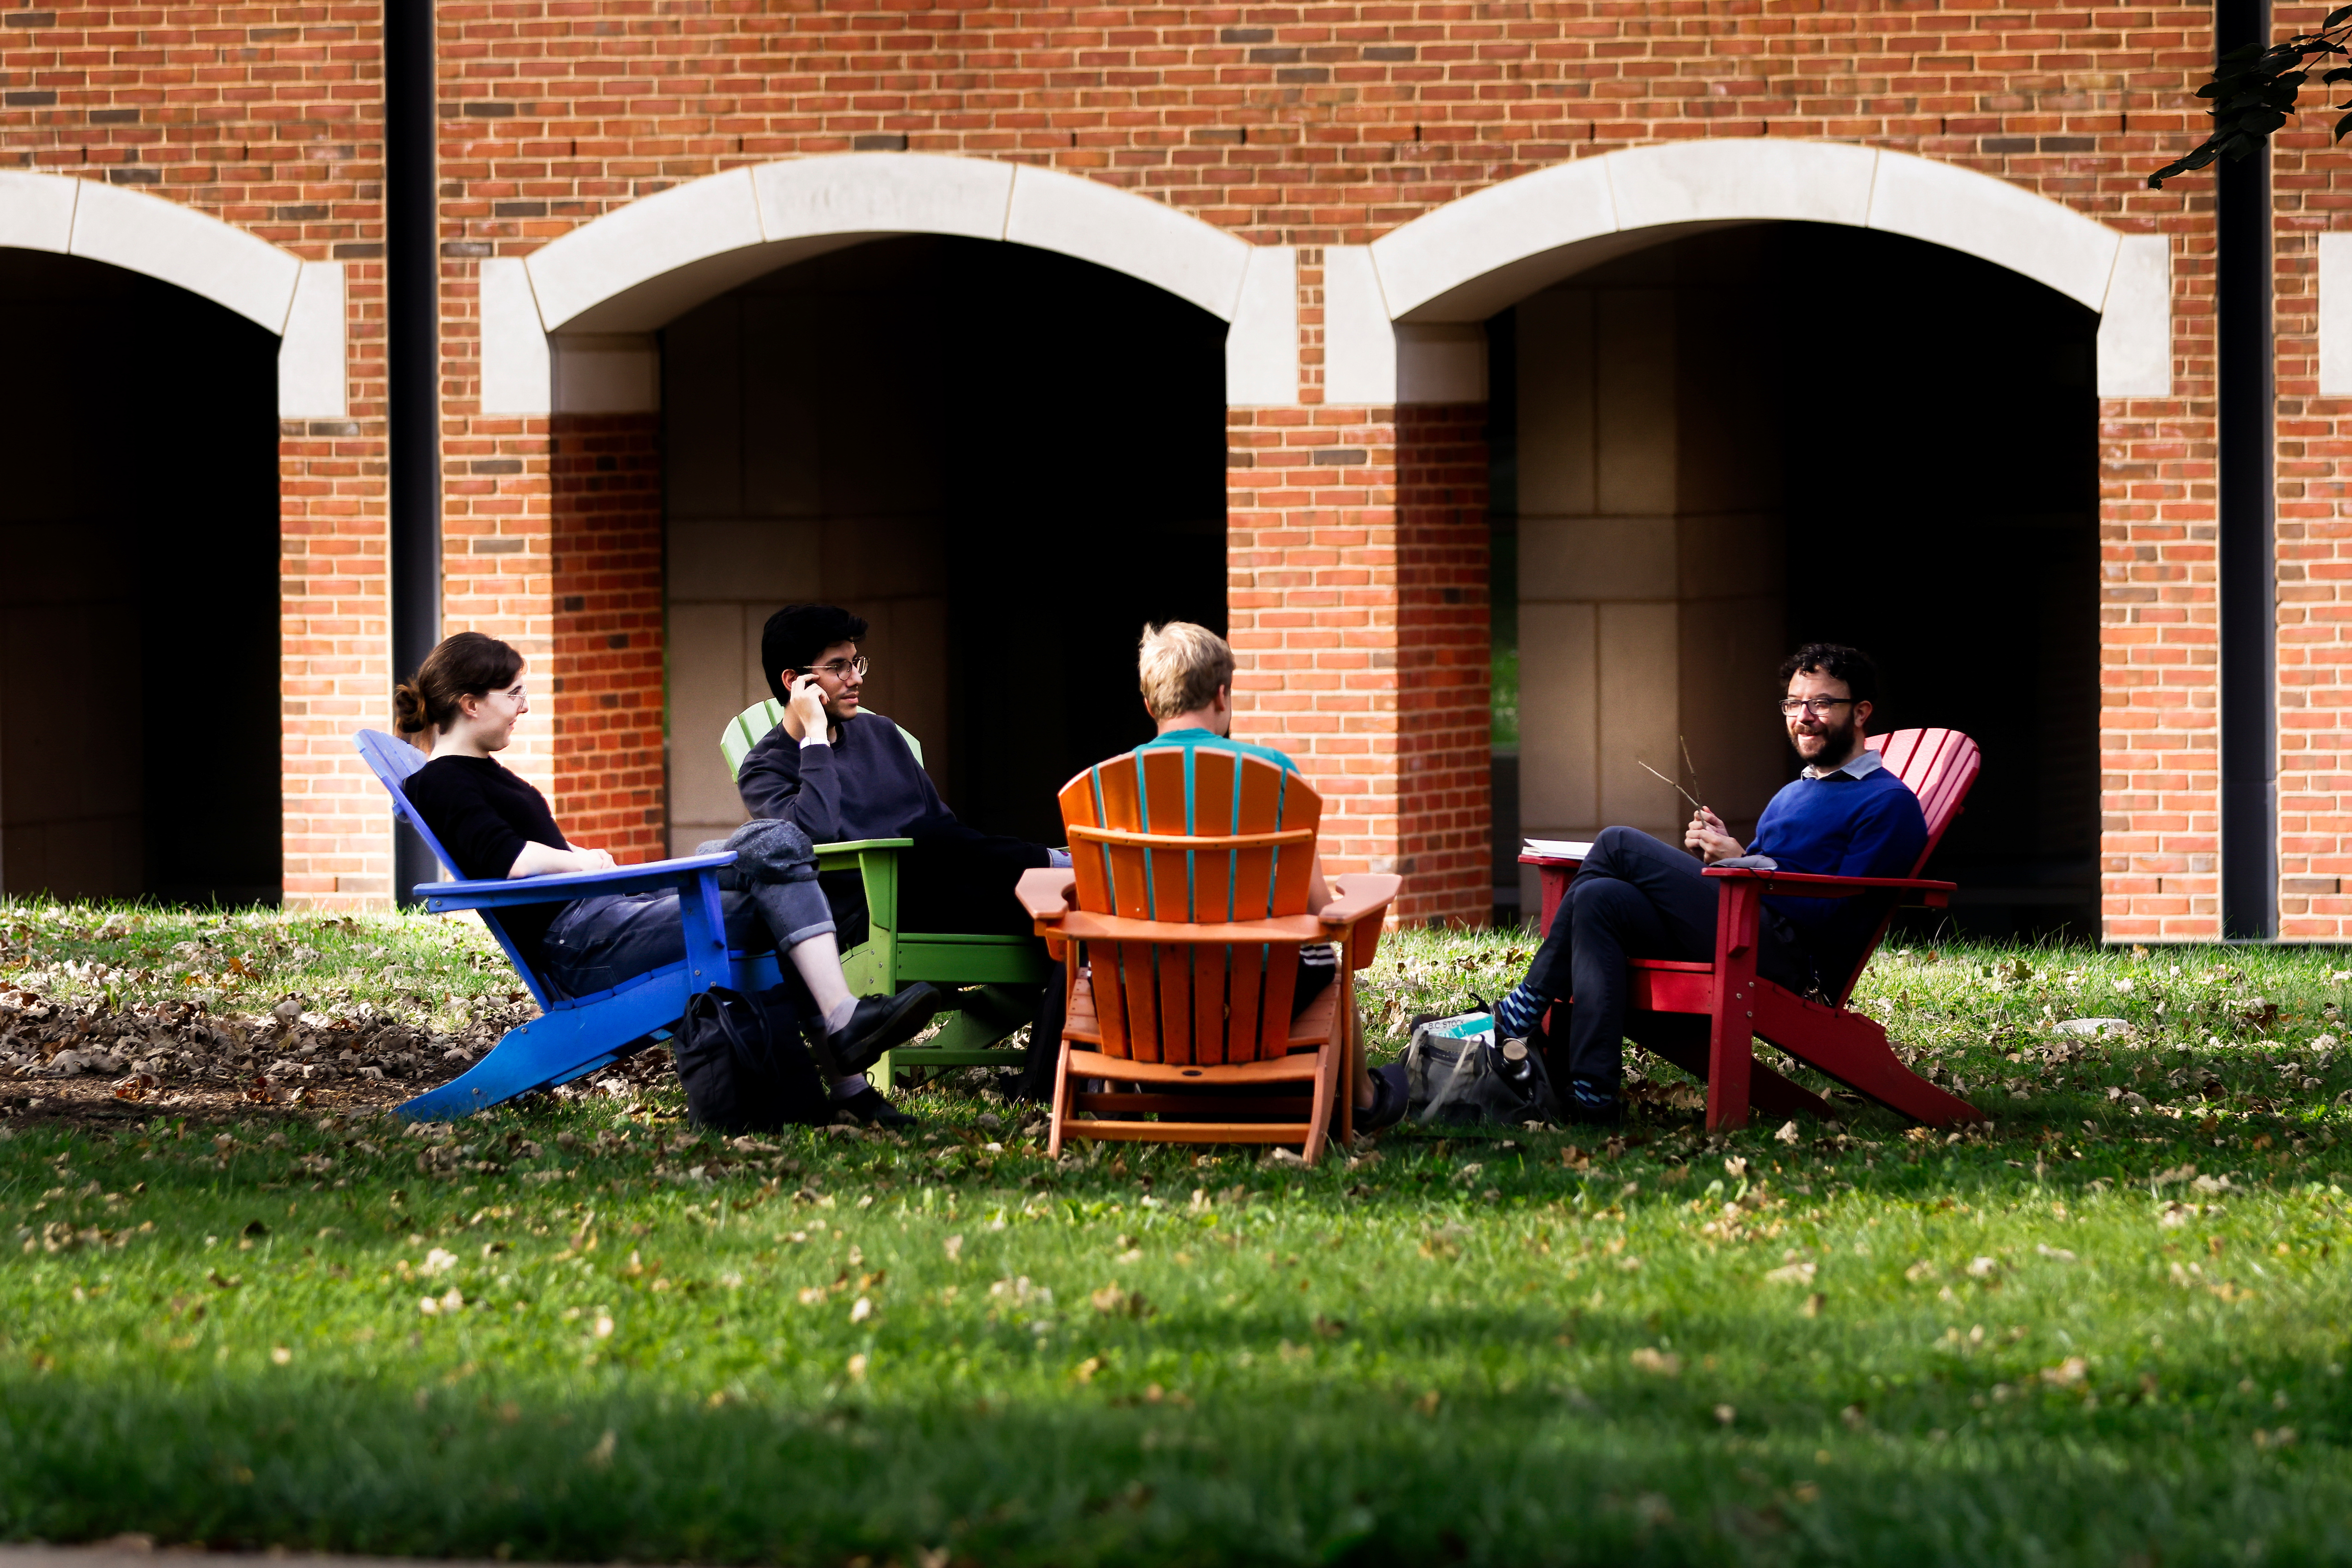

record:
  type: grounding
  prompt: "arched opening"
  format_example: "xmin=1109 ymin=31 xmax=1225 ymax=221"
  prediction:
xmin=1492 ymin=224 xmax=2099 ymax=938
xmin=0 ymin=249 xmax=282 ymax=905
xmin=661 ymin=235 xmax=1228 ymax=851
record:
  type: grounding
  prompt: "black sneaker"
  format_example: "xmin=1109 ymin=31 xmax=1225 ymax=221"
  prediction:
xmin=833 ymin=1083 xmax=919 ymax=1129
xmin=1565 ymin=1075 xmax=1623 ymax=1127
xmin=826 ymin=983 xmax=945 ymax=1075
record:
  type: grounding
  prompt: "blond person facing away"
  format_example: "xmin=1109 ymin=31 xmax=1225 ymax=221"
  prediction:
xmin=393 ymin=632 xmax=942 ymax=1125
xmin=1108 ymin=622 xmax=1408 ymax=1131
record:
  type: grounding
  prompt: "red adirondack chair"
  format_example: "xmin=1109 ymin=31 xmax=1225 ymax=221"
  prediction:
xmin=1521 ymin=728 xmax=1984 ymax=1131
xmin=1015 ymin=747 xmax=1400 ymax=1163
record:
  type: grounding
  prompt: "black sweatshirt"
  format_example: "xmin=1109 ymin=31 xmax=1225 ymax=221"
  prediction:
xmin=735 ymin=710 xmax=954 ymax=842
xmin=404 ymin=754 xmax=573 ymax=961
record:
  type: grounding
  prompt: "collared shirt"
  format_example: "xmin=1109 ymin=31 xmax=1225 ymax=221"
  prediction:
xmin=1801 ymin=748 xmax=1885 ymax=783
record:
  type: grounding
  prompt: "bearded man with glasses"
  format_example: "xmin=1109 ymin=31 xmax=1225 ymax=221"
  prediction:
xmin=1487 ymin=642 xmax=1928 ymax=1125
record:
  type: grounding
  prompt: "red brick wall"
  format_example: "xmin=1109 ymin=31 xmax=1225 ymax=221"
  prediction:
xmin=547 ymin=412 xmax=666 ymax=859
xmin=1227 ymin=401 xmax=1404 ymax=905
xmin=1395 ymin=402 xmax=1490 ymax=927
xmin=2275 ymin=115 xmax=2352 ymax=938
xmin=423 ymin=0 xmax=2227 ymax=934
xmin=0 ymin=0 xmax=390 ymax=907
xmin=2 ymin=0 xmax=2266 ymax=931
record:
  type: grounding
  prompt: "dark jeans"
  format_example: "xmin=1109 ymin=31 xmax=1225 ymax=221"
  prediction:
xmin=539 ymin=819 xmax=836 ymax=1002
xmin=816 ymin=818 xmax=1057 ymax=1092
xmin=817 ymin=818 xmax=1053 ymax=947
xmin=1521 ymin=826 xmax=1807 ymax=1091
xmin=540 ymin=887 xmax=782 ymax=1001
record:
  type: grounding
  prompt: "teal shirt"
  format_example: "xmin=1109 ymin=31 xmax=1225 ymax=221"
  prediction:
xmin=1131 ymin=727 xmax=1301 ymax=836
xmin=1137 ymin=727 xmax=1298 ymax=777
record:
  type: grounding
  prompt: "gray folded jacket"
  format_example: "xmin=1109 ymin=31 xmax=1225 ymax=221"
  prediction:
xmin=697 ymin=819 xmax=834 ymax=950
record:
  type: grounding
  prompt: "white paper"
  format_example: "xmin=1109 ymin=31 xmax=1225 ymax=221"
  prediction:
xmin=1521 ymin=838 xmax=1593 ymax=860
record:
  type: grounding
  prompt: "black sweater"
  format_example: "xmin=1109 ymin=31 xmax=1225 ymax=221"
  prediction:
xmin=404 ymin=755 xmax=572 ymax=960
xmin=736 ymin=711 xmax=954 ymax=842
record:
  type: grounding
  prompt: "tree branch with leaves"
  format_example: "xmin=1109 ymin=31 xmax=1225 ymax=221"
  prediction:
xmin=2149 ymin=4 xmax=2352 ymax=187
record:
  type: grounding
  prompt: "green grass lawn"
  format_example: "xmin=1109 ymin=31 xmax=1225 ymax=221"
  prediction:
xmin=7 ymin=903 xmax=2352 ymax=1563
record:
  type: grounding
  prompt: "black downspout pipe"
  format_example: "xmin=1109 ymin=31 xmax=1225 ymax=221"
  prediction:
xmin=2217 ymin=0 xmax=2277 ymax=940
xmin=387 ymin=0 xmax=441 ymax=907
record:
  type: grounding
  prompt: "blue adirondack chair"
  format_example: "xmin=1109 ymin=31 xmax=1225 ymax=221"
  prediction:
xmin=355 ymin=731 xmax=784 ymax=1121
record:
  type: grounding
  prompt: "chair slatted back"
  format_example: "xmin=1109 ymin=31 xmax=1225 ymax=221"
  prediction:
xmin=1826 ymin=727 xmax=1982 ymax=1004
xmin=719 ymin=699 xmax=926 ymax=779
xmin=354 ymin=730 xmax=457 ymax=872
xmin=1058 ymin=749 xmax=1320 ymax=1066
xmin=353 ymin=730 xmax=553 ymax=1010
xmin=1867 ymin=728 xmax=1982 ymax=875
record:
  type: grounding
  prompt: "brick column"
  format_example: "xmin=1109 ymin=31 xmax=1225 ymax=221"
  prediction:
xmin=548 ymin=413 xmax=667 ymax=858
xmin=281 ymin=414 xmax=393 ymax=908
xmin=2274 ymin=122 xmax=2352 ymax=937
xmin=1227 ymin=399 xmax=1491 ymax=928
xmin=2100 ymin=215 xmax=2219 ymax=941
xmin=1396 ymin=403 xmax=1492 ymax=926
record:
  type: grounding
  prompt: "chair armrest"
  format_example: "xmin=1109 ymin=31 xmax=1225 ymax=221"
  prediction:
xmin=1015 ymin=868 xmax=1077 ymax=924
xmin=1316 ymin=872 xmax=1402 ymax=927
xmin=1318 ymin=872 xmax=1402 ymax=969
xmin=813 ymin=836 xmax=913 ymax=871
xmin=1702 ymin=867 xmax=1957 ymax=903
xmin=814 ymin=837 xmax=916 ymax=855
xmin=418 ymin=852 xmax=736 ymax=910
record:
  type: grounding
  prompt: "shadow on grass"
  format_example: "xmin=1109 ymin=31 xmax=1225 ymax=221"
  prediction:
xmin=4 ymin=1357 xmax=2351 ymax=1567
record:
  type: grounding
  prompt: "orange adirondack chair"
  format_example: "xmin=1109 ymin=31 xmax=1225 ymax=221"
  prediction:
xmin=1014 ymin=748 xmax=1401 ymax=1163
xmin=1525 ymin=728 xmax=1986 ymax=1131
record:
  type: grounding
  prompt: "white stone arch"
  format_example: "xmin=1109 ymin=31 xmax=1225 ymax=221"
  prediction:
xmin=478 ymin=153 xmax=1300 ymax=413
xmin=1323 ymin=140 xmax=2171 ymax=403
xmin=0 ymin=170 xmax=346 ymax=417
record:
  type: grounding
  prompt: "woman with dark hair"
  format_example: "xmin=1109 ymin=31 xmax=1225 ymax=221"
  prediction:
xmin=395 ymin=631 xmax=937 ymax=1126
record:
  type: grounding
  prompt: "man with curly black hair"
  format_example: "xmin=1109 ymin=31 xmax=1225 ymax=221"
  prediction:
xmin=1488 ymin=643 xmax=1928 ymax=1125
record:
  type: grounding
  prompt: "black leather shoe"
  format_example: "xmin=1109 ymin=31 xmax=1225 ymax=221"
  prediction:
xmin=833 ymin=1083 xmax=919 ymax=1129
xmin=1356 ymin=1062 xmax=1410 ymax=1132
xmin=827 ymin=983 xmax=945 ymax=1075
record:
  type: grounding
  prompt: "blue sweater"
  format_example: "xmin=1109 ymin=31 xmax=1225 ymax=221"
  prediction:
xmin=1749 ymin=764 xmax=1928 ymax=982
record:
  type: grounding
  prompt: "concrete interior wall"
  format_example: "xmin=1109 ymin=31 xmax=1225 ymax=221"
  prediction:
xmin=1497 ymin=225 xmax=2099 ymax=936
xmin=0 ymin=250 xmax=281 ymax=905
xmin=663 ymin=236 xmax=1227 ymax=854
xmin=1508 ymin=236 xmax=1790 ymax=916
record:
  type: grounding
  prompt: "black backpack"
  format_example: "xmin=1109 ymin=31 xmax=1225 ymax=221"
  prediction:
xmin=673 ymin=983 xmax=832 ymax=1132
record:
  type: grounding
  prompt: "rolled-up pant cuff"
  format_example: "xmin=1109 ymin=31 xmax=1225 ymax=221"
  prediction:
xmin=749 ymin=880 xmax=836 ymax=950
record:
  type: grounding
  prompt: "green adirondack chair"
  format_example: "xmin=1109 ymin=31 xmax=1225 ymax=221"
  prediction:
xmin=719 ymin=700 xmax=1048 ymax=1088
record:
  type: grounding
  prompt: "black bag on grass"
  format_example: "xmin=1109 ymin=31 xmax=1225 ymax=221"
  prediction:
xmin=674 ymin=983 xmax=830 ymax=1131
xmin=1405 ymin=1010 xmax=1564 ymax=1127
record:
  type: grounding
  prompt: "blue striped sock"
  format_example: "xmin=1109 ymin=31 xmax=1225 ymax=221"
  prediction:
xmin=1493 ymin=982 xmax=1546 ymax=1039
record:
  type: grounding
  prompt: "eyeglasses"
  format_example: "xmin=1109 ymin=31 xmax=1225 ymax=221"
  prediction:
xmin=1778 ymin=695 xmax=1855 ymax=717
xmin=808 ymin=657 xmax=869 ymax=681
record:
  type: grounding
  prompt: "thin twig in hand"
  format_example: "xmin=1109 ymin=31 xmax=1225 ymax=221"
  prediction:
xmin=1636 ymin=758 xmax=1705 ymax=814
xmin=1679 ymin=735 xmax=1703 ymax=811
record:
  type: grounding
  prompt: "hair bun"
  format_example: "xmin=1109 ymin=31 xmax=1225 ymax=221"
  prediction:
xmin=392 ymin=681 xmax=429 ymax=735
